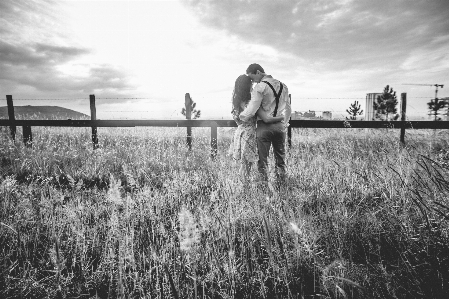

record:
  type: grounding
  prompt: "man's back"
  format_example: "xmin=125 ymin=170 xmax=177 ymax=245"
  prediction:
xmin=257 ymin=76 xmax=290 ymax=118
xmin=240 ymin=75 xmax=291 ymax=122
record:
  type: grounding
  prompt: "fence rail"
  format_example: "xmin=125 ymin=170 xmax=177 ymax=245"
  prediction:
xmin=1 ymin=119 xmax=449 ymax=129
xmin=1 ymin=119 xmax=448 ymax=158
xmin=2 ymin=93 xmax=449 ymax=158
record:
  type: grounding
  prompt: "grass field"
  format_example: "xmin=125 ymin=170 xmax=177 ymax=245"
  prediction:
xmin=1 ymin=126 xmax=448 ymax=298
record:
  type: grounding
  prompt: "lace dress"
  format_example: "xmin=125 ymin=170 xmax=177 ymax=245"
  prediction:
xmin=229 ymin=103 xmax=258 ymax=163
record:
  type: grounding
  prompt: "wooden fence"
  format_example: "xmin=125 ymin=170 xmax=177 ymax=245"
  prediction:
xmin=2 ymin=93 xmax=449 ymax=158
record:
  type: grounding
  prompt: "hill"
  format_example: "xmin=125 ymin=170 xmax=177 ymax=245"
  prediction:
xmin=0 ymin=106 xmax=89 ymax=120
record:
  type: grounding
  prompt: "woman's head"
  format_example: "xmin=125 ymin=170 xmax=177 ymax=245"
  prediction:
xmin=232 ymin=74 xmax=252 ymax=114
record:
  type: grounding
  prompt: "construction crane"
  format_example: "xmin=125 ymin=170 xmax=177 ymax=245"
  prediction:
xmin=402 ymin=83 xmax=444 ymax=99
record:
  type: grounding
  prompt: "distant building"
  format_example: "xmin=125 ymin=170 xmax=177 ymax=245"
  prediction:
xmin=291 ymin=111 xmax=317 ymax=119
xmin=303 ymin=110 xmax=316 ymax=118
xmin=291 ymin=110 xmax=332 ymax=120
xmin=322 ymin=111 xmax=332 ymax=120
xmin=365 ymin=93 xmax=382 ymax=120
xmin=291 ymin=111 xmax=302 ymax=120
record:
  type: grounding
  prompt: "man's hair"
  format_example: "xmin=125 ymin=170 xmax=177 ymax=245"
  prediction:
xmin=246 ymin=63 xmax=265 ymax=75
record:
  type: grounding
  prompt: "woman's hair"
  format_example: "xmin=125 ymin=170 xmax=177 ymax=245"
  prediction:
xmin=232 ymin=74 xmax=252 ymax=115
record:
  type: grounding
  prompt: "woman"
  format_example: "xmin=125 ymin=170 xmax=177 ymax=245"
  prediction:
xmin=229 ymin=74 xmax=283 ymax=179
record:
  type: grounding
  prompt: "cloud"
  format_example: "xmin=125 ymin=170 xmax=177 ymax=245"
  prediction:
xmin=0 ymin=41 xmax=132 ymax=96
xmin=0 ymin=0 xmax=135 ymax=99
xmin=0 ymin=41 xmax=90 ymax=68
xmin=0 ymin=0 xmax=60 ymax=43
xmin=182 ymin=0 xmax=449 ymax=71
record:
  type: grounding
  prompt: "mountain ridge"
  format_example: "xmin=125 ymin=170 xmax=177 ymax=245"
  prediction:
xmin=0 ymin=106 xmax=89 ymax=120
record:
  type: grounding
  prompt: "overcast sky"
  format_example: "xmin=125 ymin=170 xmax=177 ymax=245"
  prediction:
xmin=1 ymin=0 xmax=448 ymax=119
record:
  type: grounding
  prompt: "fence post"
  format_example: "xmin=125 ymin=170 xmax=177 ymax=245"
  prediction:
xmin=90 ymin=94 xmax=99 ymax=149
xmin=400 ymin=93 xmax=407 ymax=144
xmin=211 ymin=122 xmax=217 ymax=159
xmin=23 ymin=125 xmax=32 ymax=147
xmin=288 ymin=94 xmax=292 ymax=148
xmin=6 ymin=95 xmax=16 ymax=141
xmin=185 ymin=93 xmax=192 ymax=150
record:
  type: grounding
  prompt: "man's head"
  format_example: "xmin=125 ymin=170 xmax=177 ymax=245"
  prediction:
xmin=246 ymin=63 xmax=265 ymax=83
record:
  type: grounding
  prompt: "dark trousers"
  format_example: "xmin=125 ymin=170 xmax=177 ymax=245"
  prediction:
xmin=256 ymin=121 xmax=286 ymax=181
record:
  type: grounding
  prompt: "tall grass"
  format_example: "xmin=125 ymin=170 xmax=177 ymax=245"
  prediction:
xmin=0 ymin=126 xmax=448 ymax=298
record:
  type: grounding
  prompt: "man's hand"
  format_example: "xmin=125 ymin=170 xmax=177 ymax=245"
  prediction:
xmin=281 ymin=120 xmax=290 ymax=132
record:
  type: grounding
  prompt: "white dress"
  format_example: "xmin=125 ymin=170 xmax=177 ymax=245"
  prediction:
xmin=229 ymin=103 xmax=258 ymax=163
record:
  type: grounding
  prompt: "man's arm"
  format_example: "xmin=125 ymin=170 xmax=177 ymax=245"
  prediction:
xmin=239 ymin=85 xmax=264 ymax=122
xmin=257 ymin=108 xmax=283 ymax=123
xmin=282 ymin=86 xmax=292 ymax=124
xmin=284 ymin=96 xmax=292 ymax=124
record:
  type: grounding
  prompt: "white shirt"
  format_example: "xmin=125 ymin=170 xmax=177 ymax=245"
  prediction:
xmin=239 ymin=75 xmax=292 ymax=123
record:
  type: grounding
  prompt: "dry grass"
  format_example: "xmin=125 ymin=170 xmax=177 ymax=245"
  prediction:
xmin=0 ymin=126 xmax=448 ymax=298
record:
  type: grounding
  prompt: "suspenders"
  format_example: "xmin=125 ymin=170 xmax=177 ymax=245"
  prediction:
xmin=261 ymin=81 xmax=284 ymax=117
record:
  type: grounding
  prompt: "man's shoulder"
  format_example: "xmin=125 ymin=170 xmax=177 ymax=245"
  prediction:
xmin=259 ymin=77 xmax=288 ymax=91
xmin=262 ymin=76 xmax=287 ymax=86
xmin=254 ymin=81 xmax=268 ymax=92
xmin=260 ymin=75 xmax=276 ymax=84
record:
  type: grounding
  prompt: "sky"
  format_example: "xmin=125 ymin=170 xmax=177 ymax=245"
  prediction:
xmin=1 ymin=0 xmax=448 ymax=120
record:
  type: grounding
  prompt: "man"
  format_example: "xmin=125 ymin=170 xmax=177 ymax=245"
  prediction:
xmin=239 ymin=63 xmax=291 ymax=182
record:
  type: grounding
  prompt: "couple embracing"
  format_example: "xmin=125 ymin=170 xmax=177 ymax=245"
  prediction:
xmin=229 ymin=63 xmax=292 ymax=184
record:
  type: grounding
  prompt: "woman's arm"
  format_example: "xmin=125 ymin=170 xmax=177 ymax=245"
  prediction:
xmin=232 ymin=109 xmax=243 ymax=126
xmin=256 ymin=107 xmax=283 ymax=123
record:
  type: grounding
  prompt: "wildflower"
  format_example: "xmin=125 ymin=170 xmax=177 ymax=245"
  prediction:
xmin=1 ymin=176 xmax=17 ymax=193
xmin=290 ymin=222 xmax=301 ymax=235
xmin=107 ymin=174 xmax=122 ymax=206
xmin=210 ymin=190 xmax=219 ymax=202
xmin=198 ymin=208 xmax=212 ymax=232
xmin=178 ymin=206 xmax=200 ymax=252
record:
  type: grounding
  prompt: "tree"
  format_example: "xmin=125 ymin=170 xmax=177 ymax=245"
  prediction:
xmin=427 ymin=98 xmax=446 ymax=121
xmin=181 ymin=93 xmax=201 ymax=151
xmin=374 ymin=85 xmax=398 ymax=120
xmin=346 ymin=100 xmax=363 ymax=120
xmin=373 ymin=96 xmax=387 ymax=120
xmin=181 ymin=97 xmax=201 ymax=119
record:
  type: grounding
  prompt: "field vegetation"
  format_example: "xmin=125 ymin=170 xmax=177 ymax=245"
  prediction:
xmin=1 ymin=126 xmax=449 ymax=298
